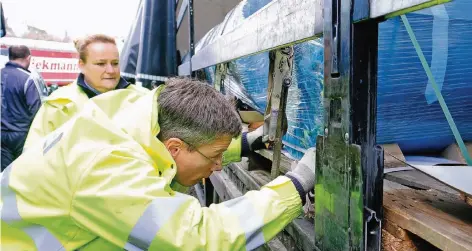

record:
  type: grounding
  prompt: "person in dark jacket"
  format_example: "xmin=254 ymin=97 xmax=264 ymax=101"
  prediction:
xmin=1 ymin=45 xmax=46 ymax=170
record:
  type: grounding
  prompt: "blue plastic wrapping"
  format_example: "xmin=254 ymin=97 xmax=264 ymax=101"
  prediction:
xmin=377 ymin=1 xmax=472 ymax=153
xmin=242 ymin=0 xmax=273 ymax=17
xmin=205 ymin=39 xmax=324 ymax=160
xmin=200 ymin=0 xmax=472 ymax=159
xmin=226 ymin=52 xmax=270 ymax=111
xmin=284 ymin=41 xmax=324 ymax=159
xmin=204 ymin=65 xmax=216 ymax=85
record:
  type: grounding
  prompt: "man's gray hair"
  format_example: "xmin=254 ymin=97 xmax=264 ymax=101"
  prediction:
xmin=157 ymin=78 xmax=242 ymax=148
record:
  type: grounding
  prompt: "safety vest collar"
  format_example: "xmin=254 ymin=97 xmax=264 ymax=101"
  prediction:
xmin=77 ymin=73 xmax=131 ymax=98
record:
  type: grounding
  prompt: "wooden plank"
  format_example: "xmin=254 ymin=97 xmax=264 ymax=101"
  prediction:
xmin=383 ymin=188 xmax=472 ymax=251
xmin=209 ymin=170 xmax=243 ymax=201
xmin=382 ymin=143 xmax=406 ymax=168
xmin=224 ymin=162 xmax=316 ymax=251
xmin=383 ymin=179 xmax=410 ymax=192
xmin=384 ymin=219 xmax=415 ymax=242
xmin=227 ymin=162 xmax=269 ymax=192
xmin=385 ymin=170 xmax=459 ymax=196
xmin=255 ymin=149 xmax=293 ymax=174
xmin=442 ymin=142 xmax=472 ymax=206
xmin=459 ymin=193 xmax=472 ymax=207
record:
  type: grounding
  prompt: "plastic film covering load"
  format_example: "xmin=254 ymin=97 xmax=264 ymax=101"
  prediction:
xmin=197 ymin=0 xmax=472 ymax=159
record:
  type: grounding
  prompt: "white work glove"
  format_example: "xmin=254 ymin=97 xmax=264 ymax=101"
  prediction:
xmin=246 ymin=126 xmax=265 ymax=151
xmin=286 ymin=147 xmax=316 ymax=193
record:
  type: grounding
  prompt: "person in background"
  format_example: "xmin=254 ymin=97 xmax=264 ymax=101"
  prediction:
xmin=1 ymin=78 xmax=316 ymax=250
xmin=1 ymin=45 xmax=48 ymax=170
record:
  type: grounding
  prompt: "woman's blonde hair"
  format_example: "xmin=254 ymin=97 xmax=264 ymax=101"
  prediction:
xmin=73 ymin=34 xmax=116 ymax=62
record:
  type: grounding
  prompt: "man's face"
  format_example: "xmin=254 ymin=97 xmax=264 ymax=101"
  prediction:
xmin=169 ymin=135 xmax=232 ymax=187
xmin=79 ymin=42 xmax=120 ymax=93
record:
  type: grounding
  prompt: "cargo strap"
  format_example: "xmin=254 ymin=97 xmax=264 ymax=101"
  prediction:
xmin=401 ymin=15 xmax=472 ymax=165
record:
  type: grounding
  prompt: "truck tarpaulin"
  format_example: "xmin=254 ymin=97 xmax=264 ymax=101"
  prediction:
xmin=135 ymin=0 xmax=177 ymax=88
xmin=120 ymin=0 xmax=143 ymax=83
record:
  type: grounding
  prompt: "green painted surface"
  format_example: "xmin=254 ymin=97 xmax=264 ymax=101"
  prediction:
xmin=315 ymin=134 xmax=364 ymax=250
xmin=314 ymin=116 xmax=364 ymax=250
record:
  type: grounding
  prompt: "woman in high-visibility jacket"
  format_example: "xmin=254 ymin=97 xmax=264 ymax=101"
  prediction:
xmin=1 ymin=78 xmax=316 ymax=251
xmin=23 ymin=34 xmax=148 ymax=150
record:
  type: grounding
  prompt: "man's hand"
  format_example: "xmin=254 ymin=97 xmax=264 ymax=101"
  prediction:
xmin=246 ymin=126 xmax=265 ymax=151
xmin=286 ymin=147 xmax=316 ymax=194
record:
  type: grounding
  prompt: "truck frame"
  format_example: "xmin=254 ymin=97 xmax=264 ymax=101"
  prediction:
xmin=122 ymin=0 xmax=472 ymax=250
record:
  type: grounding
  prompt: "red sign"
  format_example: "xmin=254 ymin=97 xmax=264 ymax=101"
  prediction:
xmin=29 ymin=49 xmax=79 ymax=86
xmin=1 ymin=38 xmax=79 ymax=86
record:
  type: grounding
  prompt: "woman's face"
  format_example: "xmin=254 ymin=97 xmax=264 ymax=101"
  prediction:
xmin=79 ymin=42 xmax=120 ymax=93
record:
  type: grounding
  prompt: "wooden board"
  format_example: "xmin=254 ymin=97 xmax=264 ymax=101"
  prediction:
xmin=384 ymin=170 xmax=459 ymax=196
xmin=442 ymin=142 xmax=472 ymax=207
xmin=382 ymin=143 xmax=407 ymax=168
xmin=459 ymin=193 xmax=472 ymax=207
xmin=383 ymin=188 xmax=472 ymax=251
xmin=255 ymin=149 xmax=293 ymax=174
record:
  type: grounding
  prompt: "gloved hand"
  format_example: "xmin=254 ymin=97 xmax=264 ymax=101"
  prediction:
xmin=246 ymin=126 xmax=265 ymax=151
xmin=242 ymin=118 xmax=289 ymax=156
xmin=286 ymin=147 xmax=316 ymax=196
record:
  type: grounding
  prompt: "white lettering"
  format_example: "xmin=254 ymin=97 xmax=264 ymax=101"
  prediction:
xmin=30 ymin=57 xmax=80 ymax=73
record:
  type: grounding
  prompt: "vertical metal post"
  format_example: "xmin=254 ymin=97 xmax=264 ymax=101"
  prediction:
xmin=316 ymin=0 xmax=382 ymax=250
xmin=352 ymin=19 xmax=383 ymax=251
xmin=188 ymin=0 xmax=195 ymax=77
xmin=264 ymin=47 xmax=293 ymax=179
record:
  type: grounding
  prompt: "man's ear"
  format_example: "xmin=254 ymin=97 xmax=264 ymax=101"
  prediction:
xmin=164 ymin=138 xmax=185 ymax=157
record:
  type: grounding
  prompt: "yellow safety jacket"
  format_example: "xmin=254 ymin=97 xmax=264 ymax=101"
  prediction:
xmin=0 ymin=88 xmax=302 ymax=250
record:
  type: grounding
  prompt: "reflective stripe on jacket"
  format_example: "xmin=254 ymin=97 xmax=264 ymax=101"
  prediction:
xmin=1 ymin=88 xmax=302 ymax=250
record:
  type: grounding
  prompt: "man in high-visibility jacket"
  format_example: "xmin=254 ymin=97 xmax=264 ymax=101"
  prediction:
xmin=1 ymin=78 xmax=316 ymax=250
